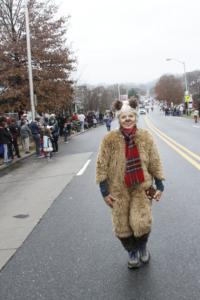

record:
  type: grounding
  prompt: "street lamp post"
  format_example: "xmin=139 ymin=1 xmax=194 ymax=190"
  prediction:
xmin=25 ymin=0 xmax=35 ymax=121
xmin=118 ymin=84 xmax=120 ymax=101
xmin=166 ymin=58 xmax=189 ymax=95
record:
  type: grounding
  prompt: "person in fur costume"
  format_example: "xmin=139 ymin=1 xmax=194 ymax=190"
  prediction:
xmin=96 ymin=98 xmax=165 ymax=269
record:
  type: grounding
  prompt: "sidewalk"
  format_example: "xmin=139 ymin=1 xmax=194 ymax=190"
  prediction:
xmin=0 ymin=146 xmax=35 ymax=171
xmin=0 ymin=127 xmax=92 ymax=172
xmin=0 ymin=144 xmax=35 ymax=172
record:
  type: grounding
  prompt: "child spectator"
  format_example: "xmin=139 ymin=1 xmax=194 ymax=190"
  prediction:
xmin=43 ymin=127 xmax=53 ymax=159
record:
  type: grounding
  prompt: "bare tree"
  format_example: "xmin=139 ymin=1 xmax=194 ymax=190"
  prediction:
xmin=154 ymin=74 xmax=184 ymax=105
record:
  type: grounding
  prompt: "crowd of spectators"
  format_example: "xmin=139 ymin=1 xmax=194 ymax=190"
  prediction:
xmin=160 ymin=104 xmax=184 ymax=116
xmin=0 ymin=110 xmax=107 ymax=166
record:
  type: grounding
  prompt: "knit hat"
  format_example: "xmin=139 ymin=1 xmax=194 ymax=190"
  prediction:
xmin=112 ymin=98 xmax=138 ymax=118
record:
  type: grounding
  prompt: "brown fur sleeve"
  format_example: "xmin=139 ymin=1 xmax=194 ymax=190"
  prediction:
xmin=147 ymin=132 xmax=165 ymax=180
xmin=96 ymin=135 xmax=111 ymax=183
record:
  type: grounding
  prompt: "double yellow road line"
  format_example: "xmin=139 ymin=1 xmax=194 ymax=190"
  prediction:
xmin=145 ymin=117 xmax=200 ymax=171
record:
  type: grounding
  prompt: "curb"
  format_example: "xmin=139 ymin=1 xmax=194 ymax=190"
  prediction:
xmin=0 ymin=128 xmax=92 ymax=172
xmin=0 ymin=151 xmax=35 ymax=172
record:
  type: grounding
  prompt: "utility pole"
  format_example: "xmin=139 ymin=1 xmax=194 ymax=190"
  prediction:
xmin=166 ymin=58 xmax=189 ymax=95
xmin=25 ymin=0 xmax=35 ymax=121
xmin=118 ymin=84 xmax=120 ymax=101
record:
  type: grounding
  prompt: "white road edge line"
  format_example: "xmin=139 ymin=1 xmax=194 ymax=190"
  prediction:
xmin=76 ymin=159 xmax=91 ymax=176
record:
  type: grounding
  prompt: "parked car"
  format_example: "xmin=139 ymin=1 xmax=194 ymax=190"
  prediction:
xmin=139 ymin=107 xmax=146 ymax=115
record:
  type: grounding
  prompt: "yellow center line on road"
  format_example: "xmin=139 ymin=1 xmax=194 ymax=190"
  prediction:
xmin=145 ymin=118 xmax=200 ymax=162
xmin=144 ymin=117 xmax=200 ymax=171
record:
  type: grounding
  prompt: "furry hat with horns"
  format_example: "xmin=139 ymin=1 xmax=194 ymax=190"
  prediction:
xmin=112 ymin=98 xmax=138 ymax=118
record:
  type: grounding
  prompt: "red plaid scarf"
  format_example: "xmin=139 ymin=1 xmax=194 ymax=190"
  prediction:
xmin=120 ymin=126 xmax=145 ymax=187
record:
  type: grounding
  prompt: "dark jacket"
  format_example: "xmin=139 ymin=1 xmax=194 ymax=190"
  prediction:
xmin=30 ymin=121 xmax=40 ymax=135
xmin=9 ymin=124 xmax=20 ymax=140
xmin=0 ymin=127 xmax=12 ymax=144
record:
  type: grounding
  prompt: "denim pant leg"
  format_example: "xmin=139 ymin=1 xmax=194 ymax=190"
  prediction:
xmin=3 ymin=144 xmax=8 ymax=163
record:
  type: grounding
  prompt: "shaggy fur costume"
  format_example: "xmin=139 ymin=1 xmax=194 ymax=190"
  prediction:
xmin=96 ymin=129 xmax=165 ymax=238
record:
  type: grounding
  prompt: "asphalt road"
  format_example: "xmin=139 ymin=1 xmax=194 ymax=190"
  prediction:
xmin=0 ymin=109 xmax=200 ymax=300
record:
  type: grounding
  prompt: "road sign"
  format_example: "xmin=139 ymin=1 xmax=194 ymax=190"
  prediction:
xmin=185 ymin=95 xmax=190 ymax=103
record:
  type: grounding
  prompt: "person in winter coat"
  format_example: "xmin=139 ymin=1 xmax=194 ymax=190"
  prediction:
xmin=49 ymin=116 xmax=59 ymax=152
xmin=104 ymin=113 xmax=112 ymax=131
xmin=193 ymin=109 xmax=199 ymax=123
xmin=96 ymin=99 xmax=165 ymax=269
xmin=30 ymin=117 xmax=41 ymax=157
xmin=78 ymin=113 xmax=86 ymax=132
xmin=0 ymin=117 xmax=13 ymax=163
xmin=20 ymin=121 xmax=32 ymax=153
xmin=9 ymin=118 xmax=21 ymax=158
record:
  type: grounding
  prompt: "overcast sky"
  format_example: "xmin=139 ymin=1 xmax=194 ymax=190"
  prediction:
xmin=56 ymin=0 xmax=200 ymax=85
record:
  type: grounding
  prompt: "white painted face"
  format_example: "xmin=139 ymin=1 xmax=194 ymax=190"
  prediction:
xmin=119 ymin=111 xmax=136 ymax=129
